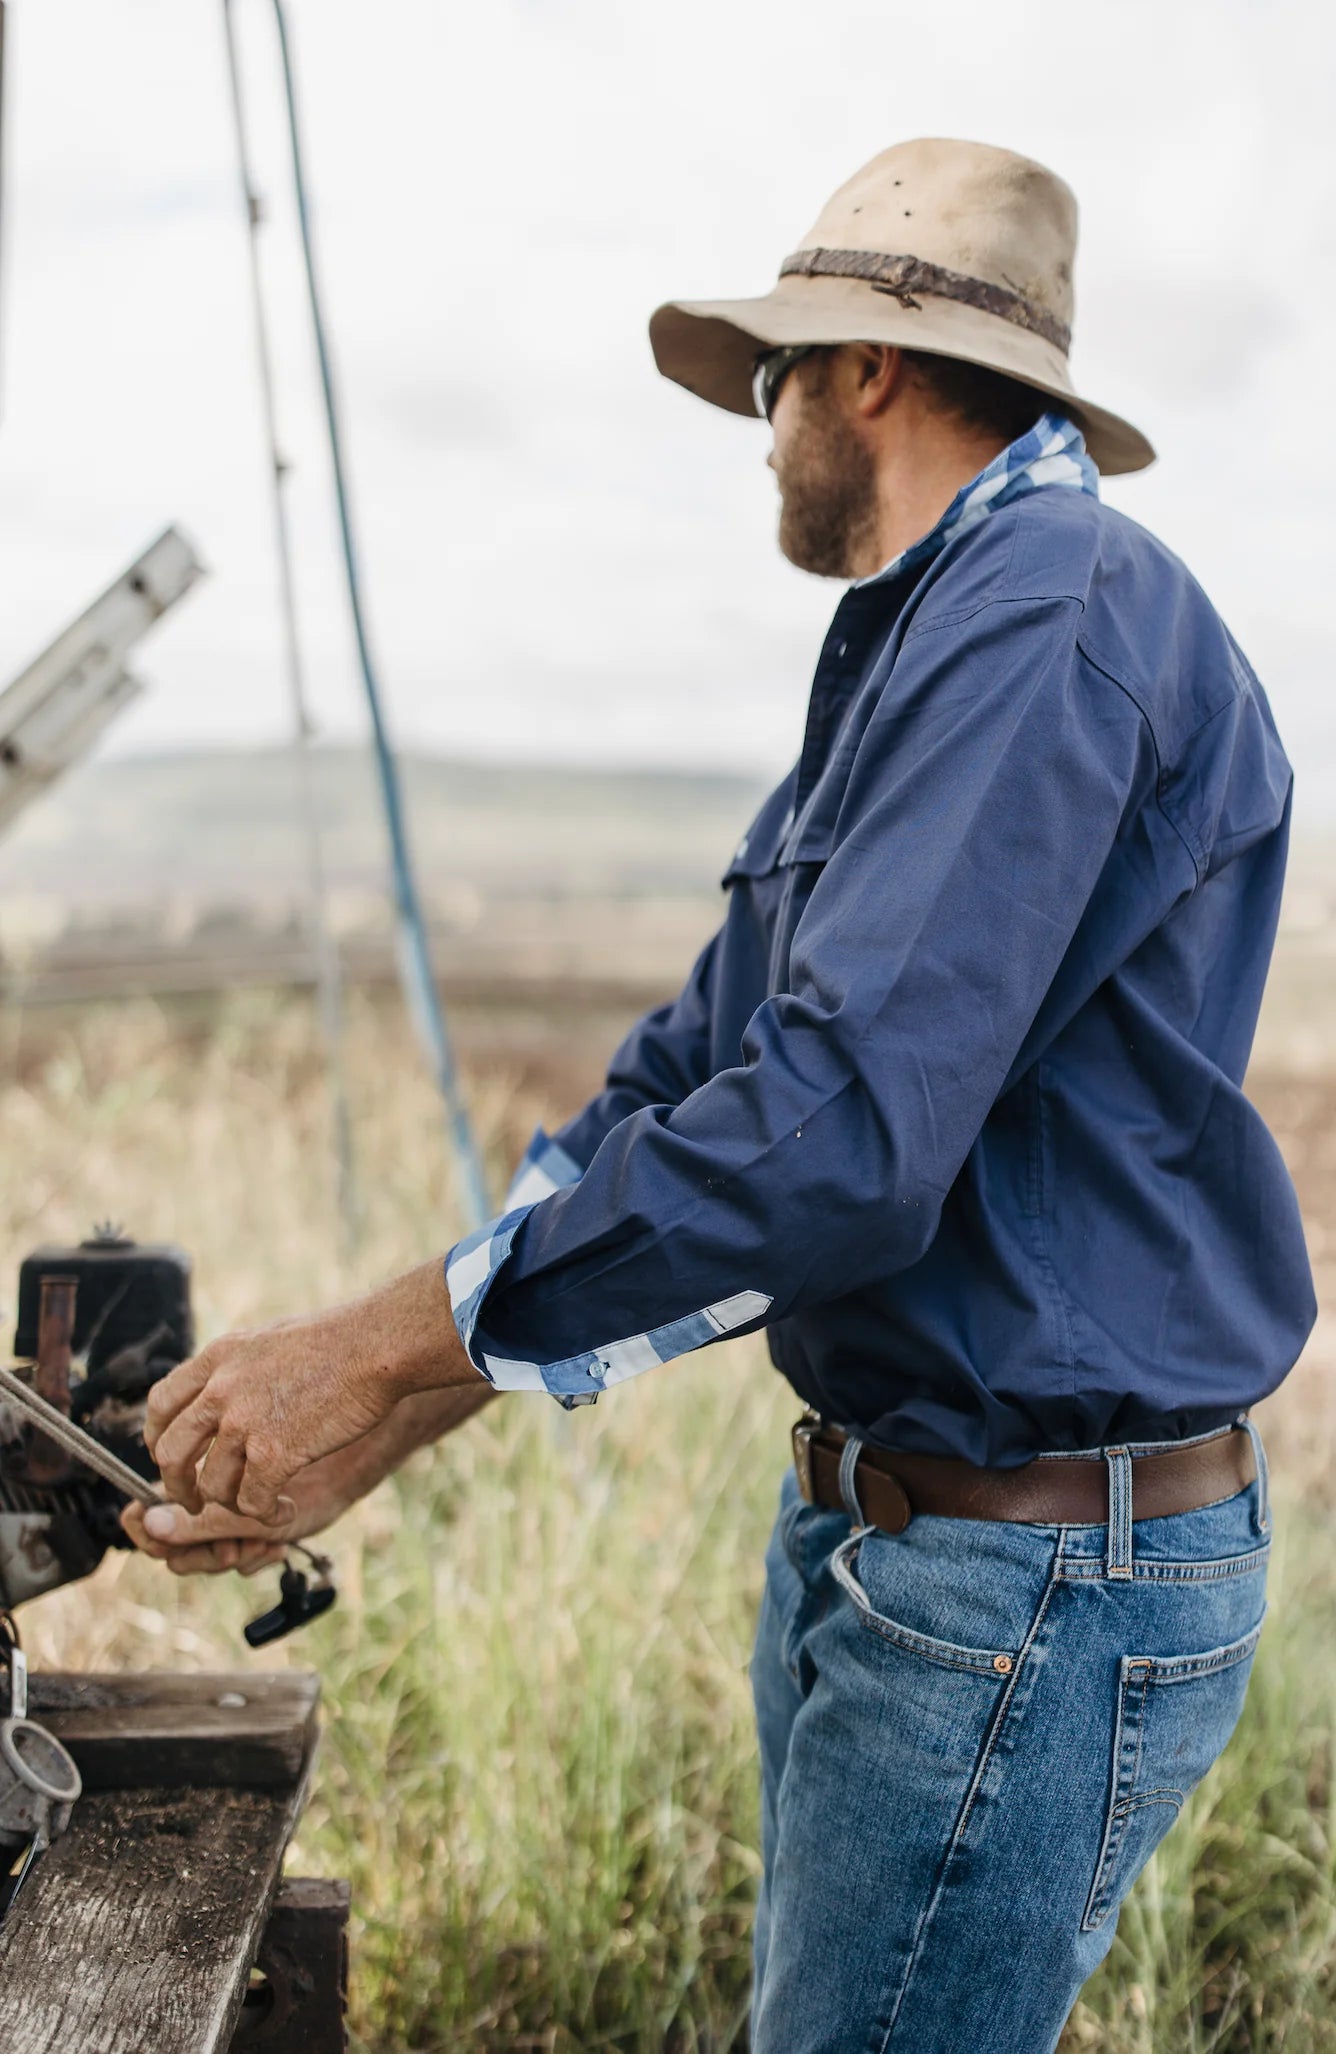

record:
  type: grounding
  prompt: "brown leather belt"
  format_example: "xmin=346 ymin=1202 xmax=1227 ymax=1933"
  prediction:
xmin=792 ymin=1415 xmax=1256 ymax=1534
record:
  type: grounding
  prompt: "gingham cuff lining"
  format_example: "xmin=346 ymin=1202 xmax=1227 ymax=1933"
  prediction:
xmin=445 ymin=1130 xmax=771 ymax=1400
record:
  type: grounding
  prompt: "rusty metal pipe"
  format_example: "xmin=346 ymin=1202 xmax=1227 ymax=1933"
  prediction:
xmin=27 ymin=1275 xmax=77 ymax=1485
xmin=34 ymin=1276 xmax=76 ymax=1415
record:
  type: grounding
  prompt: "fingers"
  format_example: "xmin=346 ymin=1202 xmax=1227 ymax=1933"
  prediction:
xmin=234 ymin=1442 xmax=290 ymax=1526
xmin=144 ymin=1352 xmax=214 ymax=1456
xmin=119 ymin=1497 xmax=293 ymax=1580
xmin=195 ymin=1430 xmax=247 ymax=1512
xmin=167 ymin=1539 xmax=286 ymax=1579
xmin=150 ymin=1391 xmax=223 ymax=1513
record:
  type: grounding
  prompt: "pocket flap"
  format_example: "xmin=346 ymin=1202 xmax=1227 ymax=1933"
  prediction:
xmin=721 ymin=776 xmax=798 ymax=884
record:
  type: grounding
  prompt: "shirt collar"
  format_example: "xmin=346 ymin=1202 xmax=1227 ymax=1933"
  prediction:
xmin=856 ymin=410 xmax=1100 ymax=590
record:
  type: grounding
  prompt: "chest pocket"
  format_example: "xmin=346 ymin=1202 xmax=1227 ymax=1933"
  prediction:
xmin=722 ymin=784 xmax=838 ymax=998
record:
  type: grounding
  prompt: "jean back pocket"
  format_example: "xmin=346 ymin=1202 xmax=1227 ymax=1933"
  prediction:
xmin=1082 ymin=1609 xmax=1266 ymax=1931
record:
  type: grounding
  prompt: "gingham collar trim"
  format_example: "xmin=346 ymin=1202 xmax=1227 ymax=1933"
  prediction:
xmin=857 ymin=410 xmax=1099 ymax=590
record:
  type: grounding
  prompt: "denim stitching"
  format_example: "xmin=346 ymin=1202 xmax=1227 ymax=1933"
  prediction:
xmin=1140 ymin=1612 xmax=1266 ymax=1684
xmin=1084 ymin=1660 xmax=1153 ymax=1929
xmin=831 ymin=1534 xmax=1012 ymax=1677
xmin=1105 ymin=1448 xmax=1133 ymax=1579
xmin=875 ymin=1530 xmax=1064 ymax=2048
xmin=1121 ymin=1789 xmax=1184 ymax=1815
xmin=1060 ymin=1543 xmax=1271 ymax=1584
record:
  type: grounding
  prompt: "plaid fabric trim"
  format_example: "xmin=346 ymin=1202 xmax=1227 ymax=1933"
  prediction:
xmin=504 ymin=1127 xmax=584 ymax=1209
xmin=479 ymin=1288 xmax=773 ymax=1401
xmin=446 ymin=1128 xmax=771 ymax=1405
xmin=858 ymin=411 xmax=1098 ymax=591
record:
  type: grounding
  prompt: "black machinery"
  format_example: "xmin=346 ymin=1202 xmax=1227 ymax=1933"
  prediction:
xmin=0 ymin=1230 xmax=335 ymax=1639
xmin=0 ymin=1230 xmax=189 ymax=1609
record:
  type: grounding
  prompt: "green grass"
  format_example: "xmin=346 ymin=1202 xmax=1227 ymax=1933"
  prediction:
xmin=6 ymin=991 xmax=1336 ymax=2050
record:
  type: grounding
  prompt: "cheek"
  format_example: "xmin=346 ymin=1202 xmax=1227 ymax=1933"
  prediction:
xmin=770 ymin=383 xmax=799 ymax=448
xmin=770 ymin=415 xmax=802 ymax=491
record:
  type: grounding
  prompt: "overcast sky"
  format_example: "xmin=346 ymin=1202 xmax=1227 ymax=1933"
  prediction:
xmin=2 ymin=0 xmax=1334 ymax=824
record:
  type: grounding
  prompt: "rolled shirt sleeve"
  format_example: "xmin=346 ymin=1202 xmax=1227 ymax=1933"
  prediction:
xmin=546 ymin=927 xmax=724 ymax=1174
xmin=446 ymin=596 xmax=1158 ymax=1403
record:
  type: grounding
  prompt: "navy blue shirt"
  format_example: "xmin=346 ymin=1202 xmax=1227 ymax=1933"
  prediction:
xmin=447 ymin=419 xmax=1315 ymax=1465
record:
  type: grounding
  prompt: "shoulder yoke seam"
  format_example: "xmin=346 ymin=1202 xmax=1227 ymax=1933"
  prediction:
xmin=900 ymin=591 xmax=1083 ymax=645
xmin=1076 ymin=637 xmax=1204 ymax=885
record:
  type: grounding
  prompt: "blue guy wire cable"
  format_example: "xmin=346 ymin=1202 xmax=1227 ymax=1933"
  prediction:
xmin=259 ymin=0 xmax=492 ymax=1232
xmin=221 ymin=0 xmax=361 ymax=1251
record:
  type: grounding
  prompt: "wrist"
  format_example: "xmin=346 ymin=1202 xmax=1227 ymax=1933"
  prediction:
xmin=359 ymin=1258 xmax=482 ymax=1402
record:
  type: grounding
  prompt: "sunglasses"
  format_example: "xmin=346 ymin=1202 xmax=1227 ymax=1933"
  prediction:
xmin=752 ymin=344 xmax=821 ymax=423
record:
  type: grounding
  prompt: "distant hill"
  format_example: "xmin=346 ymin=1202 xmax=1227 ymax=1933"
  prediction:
xmin=0 ymin=747 xmax=768 ymax=913
xmin=0 ymin=747 xmax=770 ymax=1005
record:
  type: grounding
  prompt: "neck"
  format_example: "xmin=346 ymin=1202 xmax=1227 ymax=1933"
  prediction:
xmin=850 ymin=416 xmax=1011 ymax=579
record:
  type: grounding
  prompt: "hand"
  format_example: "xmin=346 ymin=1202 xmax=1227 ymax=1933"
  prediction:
xmin=120 ymin=1433 xmax=358 ymax=1573
xmin=124 ymin=1378 xmax=497 ymax=1578
xmin=143 ymin=1259 xmax=481 ymax=1524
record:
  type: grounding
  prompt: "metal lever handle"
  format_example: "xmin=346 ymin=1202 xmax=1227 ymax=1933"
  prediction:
xmin=243 ymin=1561 xmax=337 ymax=1648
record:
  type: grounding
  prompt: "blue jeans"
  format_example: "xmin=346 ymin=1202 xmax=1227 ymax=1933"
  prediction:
xmin=750 ymin=1423 xmax=1271 ymax=2053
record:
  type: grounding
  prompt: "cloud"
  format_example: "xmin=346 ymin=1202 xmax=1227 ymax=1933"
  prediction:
xmin=0 ymin=0 xmax=1331 ymax=828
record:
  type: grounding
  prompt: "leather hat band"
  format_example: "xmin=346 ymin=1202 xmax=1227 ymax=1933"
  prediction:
xmin=778 ymin=247 xmax=1072 ymax=357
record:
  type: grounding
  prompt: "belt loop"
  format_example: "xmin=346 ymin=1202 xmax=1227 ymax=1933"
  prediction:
xmin=837 ymin=1434 xmax=867 ymax=1527
xmin=1104 ymin=1447 xmax=1133 ymax=1580
xmin=1238 ymin=1414 xmax=1271 ymax=1537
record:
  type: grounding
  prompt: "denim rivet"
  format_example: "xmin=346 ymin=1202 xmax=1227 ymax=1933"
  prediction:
xmin=993 ymin=1653 xmax=1013 ymax=1674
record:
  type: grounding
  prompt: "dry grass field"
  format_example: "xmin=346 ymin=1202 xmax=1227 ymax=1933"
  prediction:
xmin=1 ymin=986 xmax=1334 ymax=2050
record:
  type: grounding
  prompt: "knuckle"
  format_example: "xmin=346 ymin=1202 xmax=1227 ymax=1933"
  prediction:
xmin=247 ymin=1436 xmax=281 ymax=1478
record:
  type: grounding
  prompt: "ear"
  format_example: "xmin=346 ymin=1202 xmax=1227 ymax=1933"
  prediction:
xmin=847 ymin=343 xmax=903 ymax=420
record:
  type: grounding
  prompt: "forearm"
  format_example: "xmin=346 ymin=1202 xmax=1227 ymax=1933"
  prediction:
xmin=327 ymin=1378 xmax=498 ymax=1498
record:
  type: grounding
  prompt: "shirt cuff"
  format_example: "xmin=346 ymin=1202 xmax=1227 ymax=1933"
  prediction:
xmin=444 ymin=1130 xmax=771 ymax=1408
xmin=450 ymin=1127 xmax=597 ymax=1409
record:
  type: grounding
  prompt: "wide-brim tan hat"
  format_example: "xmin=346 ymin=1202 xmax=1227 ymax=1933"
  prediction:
xmin=650 ymin=138 xmax=1154 ymax=476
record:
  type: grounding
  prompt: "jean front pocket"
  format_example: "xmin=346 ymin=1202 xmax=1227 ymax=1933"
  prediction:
xmin=1082 ymin=1609 xmax=1267 ymax=1931
xmin=829 ymin=1529 xmax=1028 ymax=1679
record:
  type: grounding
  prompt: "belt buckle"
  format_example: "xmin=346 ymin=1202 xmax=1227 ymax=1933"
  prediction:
xmin=792 ymin=1413 xmax=819 ymax=1503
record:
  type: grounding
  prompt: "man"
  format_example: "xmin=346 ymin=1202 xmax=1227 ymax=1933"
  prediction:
xmin=126 ymin=139 xmax=1315 ymax=2049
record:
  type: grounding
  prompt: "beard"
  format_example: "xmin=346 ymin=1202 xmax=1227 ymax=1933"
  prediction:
xmin=774 ymin=381 xmax=879 ymax=579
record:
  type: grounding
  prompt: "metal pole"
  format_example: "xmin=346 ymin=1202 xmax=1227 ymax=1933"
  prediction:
xmin=263 ymin=0 xmax=492 ymax=1233
xmin=221 ymin=0 xmax=360 ymax=1247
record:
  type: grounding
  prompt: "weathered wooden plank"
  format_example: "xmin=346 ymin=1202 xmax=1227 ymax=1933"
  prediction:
xmin=23 ymin=1671 xmax=320 ymax=1791
xmin=0 ymin=1761 xmax=313 ymax=2054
